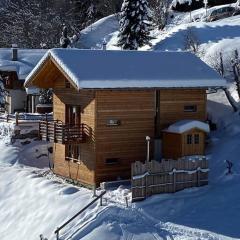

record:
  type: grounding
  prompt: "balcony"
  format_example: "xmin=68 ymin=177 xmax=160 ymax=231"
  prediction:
xmin=39 ymin=120 xmax=90 ymax=144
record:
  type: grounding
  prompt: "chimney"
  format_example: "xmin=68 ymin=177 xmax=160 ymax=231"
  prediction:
xmin=102 ymin=39 xmax=107 ymax=50
xmin=11 ymin=44 xmax=18 ymax=61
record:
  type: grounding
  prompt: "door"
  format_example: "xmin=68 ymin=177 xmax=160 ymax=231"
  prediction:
xmin=66 ymin=105 xmax=81 ymax=125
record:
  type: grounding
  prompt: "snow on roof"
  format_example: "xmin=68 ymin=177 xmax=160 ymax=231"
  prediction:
xmin=25 ymin=48 xmax=226 ymax=89
xmin=25 ymin=87 xmax=40 ymax=95
xmin=0 ymin=48 xmax=47 ymax=80
xmin=165 ymin=120 xmax=210 ymax=134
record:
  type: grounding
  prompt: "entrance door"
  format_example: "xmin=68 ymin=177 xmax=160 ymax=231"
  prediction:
xmin=66 ymin=105 xmax=81 ymax=125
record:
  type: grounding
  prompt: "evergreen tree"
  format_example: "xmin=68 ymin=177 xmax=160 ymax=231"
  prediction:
xmin=117 ymin=0 xmax=153 ymax=50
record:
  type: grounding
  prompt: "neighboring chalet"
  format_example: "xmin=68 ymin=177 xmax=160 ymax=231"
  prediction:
xmin=25 ymin=49 xmax=226 ymax=187
xmin=0 ymin=47 xmax=47 ymax=113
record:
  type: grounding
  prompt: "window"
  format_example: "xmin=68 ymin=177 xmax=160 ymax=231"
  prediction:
xmin=65 ymin=80 xmax=71 ymax=88
xmin=194 ymin=134 xmax=200 ymax=144
xmin=106 ymin=119 xmax=121 ymax=126
xmin=105 ymin=158 xmax=119 ymax=165
xmin=187 ymin=134 xmax=192 ymax=144
xmin=66 ymin=105 xmax=81 ymax=125
xmin=66 ymin=144 xmax=81 ymax=162
xmin=184 ymin=105 xmax=197 ymax=112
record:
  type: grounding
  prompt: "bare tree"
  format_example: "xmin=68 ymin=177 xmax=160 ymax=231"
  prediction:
xmin=207 ymin=51 xmax=239 ymax=112
xmin=183 ymin=28 xmax=200 ymax=54
xmin=0 ymin=75 xmax=9 ymax=111
xmin=231 ymin=50 xmax=240 ymax=99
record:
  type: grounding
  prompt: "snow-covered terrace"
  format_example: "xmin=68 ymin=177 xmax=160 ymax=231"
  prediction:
xmin=25 ymin=48 xmax=226 ymax=89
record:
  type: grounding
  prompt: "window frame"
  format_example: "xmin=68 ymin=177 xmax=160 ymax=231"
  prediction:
xmin=66 ymin=144 xmax=81 ymax=163
xmin=105 ymin=158 xmax=119 ymax=165
xmin=194 ymin=134 xmax=200 ymax=144
xmin=65 ymin=80 xmax=71 ymax=89
xmin=186 ymin=134 xmax=192 ymax=145
xmin=184 ymin=105 xmax=197 ymax=113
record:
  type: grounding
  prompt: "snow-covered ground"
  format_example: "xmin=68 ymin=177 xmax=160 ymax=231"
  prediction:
xmin=1 ymin=4 xmax=240 ymax=240
xmin=0 ymin=106 xmax=240 ymax=240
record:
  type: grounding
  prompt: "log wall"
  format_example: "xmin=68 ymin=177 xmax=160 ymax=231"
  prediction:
xmin=95 ymin=90 xmax=155 ymax=184
xmin=52 ymin=76 xmax=96 ymax=186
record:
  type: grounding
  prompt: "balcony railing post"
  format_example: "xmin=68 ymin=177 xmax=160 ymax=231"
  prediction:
xmin=53 ymin=122 xmax=56 ymax=142
xmin=39 ymin=122 xmax=42 ymax=140
xmin=46 ymin=119 xmax=49 ymax=141
xmin=62 ymin=126 xmax=65 ymax=144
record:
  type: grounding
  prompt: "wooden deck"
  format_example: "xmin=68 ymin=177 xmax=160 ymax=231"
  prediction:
xmin=39 ymin=120 xmax=90 ymax=144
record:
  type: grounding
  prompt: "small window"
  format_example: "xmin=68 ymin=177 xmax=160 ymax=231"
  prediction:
xmin=184 ymin=105 xmax=197 ymax=112
xmin=66 ymin=144 xmax=81 ymax=162
xmin=194 ymin=134 xmax=200 ymax=144
xmin=105 ymin=158 xmax=119 ymax=165
xmin=187 ymin=134 xmax=192 ymax=144
xmin=106 ymin=119 xmax=121 ymax=126
xmin=65 ymin=80 xmax=71 ymax=88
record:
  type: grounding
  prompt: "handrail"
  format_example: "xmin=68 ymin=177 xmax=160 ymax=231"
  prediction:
xmin=54 ymin=190 xmax=106 ymax=240
xmin=39 ymin=121 xmax=88 ymax=144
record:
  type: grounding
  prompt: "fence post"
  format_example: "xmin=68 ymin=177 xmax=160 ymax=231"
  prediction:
xmin=100 ymin=195 xmax=103 ymax=206
xmin=125 ymin=196 xmax=129 ymax=208
xmin=55 ymin=229 xmax=59 ymax=240
xmin=92 ymin=184 xmax=96 ymax=197
xmin=173 ymin=169 xmax=176 ymax=192
xmin=197 ymin=167 xmax=200 ymax=187
xmin=145 ymin=175 xmax=148 ymax=198
xmin=15 ymin=112 xmax=19 ymax=126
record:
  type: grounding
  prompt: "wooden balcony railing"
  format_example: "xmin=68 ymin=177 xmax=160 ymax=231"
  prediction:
xmin=39 ymin=120 xmax=90 ymax=144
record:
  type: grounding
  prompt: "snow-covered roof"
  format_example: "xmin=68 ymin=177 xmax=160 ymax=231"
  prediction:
xmin=25 ymin=48 xmax=226 ymax=89
xmin=0 ymin=48 xmax=47 ymax=80
xmin=165 ymin=120 xmax=210 ymax=134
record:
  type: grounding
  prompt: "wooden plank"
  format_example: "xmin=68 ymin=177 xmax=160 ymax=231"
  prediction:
xmin=131 ymin=159 xmax=209 ymax=201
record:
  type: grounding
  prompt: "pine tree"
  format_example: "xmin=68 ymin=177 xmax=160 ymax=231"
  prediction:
xmin=117 ymin=0 xmax=153 ymax=50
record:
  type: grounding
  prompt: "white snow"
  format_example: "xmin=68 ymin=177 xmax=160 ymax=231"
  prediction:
xmin=1 ymin=5 xmax=240 ymax=240
xmin=76 ymin=15 xmax=120 ymax=50
xmin=0 ymin=48 xmax=47 ymax=80
xmin=166 ymin=120 xmax=210 ymax=133
xmin=25 ymin=49 xmax=226 ymax=89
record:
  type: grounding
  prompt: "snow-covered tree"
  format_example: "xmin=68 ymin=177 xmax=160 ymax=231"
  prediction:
xmin=151 ymin=0 xmax=170 ymax=30
xmin=86 ymin=2 xmax=96 ymax=28
xmin=0 ymin=75 xmax=9 ymax=110
xmin=60 ymin=25 xmax=80 ymax=48
xmin=39 ymin=89 xmax=53 ymax=105
xmin=117 ymin=0 xmax=153 ymax=50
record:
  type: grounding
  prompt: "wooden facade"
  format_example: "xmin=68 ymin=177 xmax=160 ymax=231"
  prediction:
xmin=26 ymin=57 xmax=209 ymax=187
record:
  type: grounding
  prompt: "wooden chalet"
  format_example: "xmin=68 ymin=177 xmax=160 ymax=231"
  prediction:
xmin=0 ymin=47 xmax=47 ymax=113
xmin=24 ymin=49 xmax=225 ymax=187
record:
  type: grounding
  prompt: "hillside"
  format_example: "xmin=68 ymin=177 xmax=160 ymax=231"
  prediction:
xmin=0 ymin=4 xmax=240 ymax=240
xmin=79 ymin=4 xmax=240 ymax=73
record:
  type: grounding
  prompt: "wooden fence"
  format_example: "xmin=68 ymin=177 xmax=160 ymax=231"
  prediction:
xmin=131 ymin=158 xmax=209 ymax=202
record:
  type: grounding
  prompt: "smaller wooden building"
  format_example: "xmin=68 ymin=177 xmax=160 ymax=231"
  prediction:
xmin=162 ymin=120 xmax=210 ymax=159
